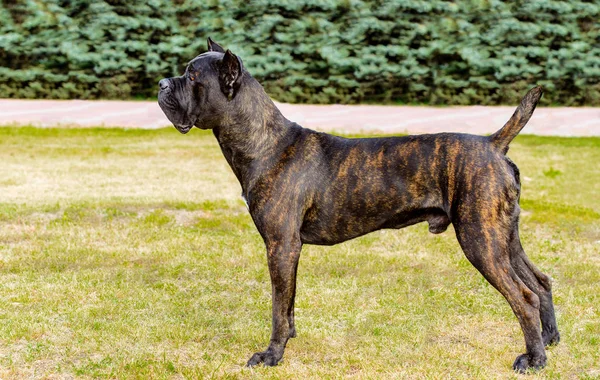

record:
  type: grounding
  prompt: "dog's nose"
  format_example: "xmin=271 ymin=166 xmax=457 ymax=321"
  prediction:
xmin=159 ymin=79 xmax=170 ymax=91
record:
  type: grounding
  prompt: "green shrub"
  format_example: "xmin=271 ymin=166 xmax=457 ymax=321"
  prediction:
xmin=1 ymin=0 xmax=598 ymax=105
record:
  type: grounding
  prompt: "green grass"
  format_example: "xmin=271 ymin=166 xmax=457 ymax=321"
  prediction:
xmin=0 ymin=126 xmax=599 ymax=379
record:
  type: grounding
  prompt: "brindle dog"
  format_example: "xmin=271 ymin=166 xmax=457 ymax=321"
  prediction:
xmin=158 ymin=38 xmax=560 ymax=373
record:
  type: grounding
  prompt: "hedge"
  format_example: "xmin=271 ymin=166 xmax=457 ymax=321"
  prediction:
xmin=1 ymin=0 xmax=599 ymax=105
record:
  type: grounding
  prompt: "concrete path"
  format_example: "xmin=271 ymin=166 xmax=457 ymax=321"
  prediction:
xmin=0 ymin=99 xmax=598 ymax=136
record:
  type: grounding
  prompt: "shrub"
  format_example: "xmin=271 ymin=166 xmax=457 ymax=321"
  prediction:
xmin=1 ymin=0 xmax=598 ymax=105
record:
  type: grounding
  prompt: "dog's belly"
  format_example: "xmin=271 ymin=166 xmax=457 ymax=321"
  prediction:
xmin=300 ymin=204 xmax=450 ymax=246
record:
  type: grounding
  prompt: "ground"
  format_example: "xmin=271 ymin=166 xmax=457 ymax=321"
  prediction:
xmin=0 ymin=126 xmax=599 ymax=379
xmin=0 ymin=99 xmax=599 ymax=136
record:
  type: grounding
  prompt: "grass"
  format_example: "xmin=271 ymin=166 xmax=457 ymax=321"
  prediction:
xmin=0 ymin=126 xmax=599 ymax=379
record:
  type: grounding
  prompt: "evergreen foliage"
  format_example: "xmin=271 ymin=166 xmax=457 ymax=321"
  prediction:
xmin=1 ymin=0 xmax=598 ymax=105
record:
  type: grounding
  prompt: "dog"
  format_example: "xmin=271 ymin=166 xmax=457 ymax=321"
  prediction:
xmin=158 ymin=38 xmax=560 ymax=373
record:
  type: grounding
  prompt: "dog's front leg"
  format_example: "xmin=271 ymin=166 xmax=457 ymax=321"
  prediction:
xmin=247 ymin=236 xmax=302 ymax=367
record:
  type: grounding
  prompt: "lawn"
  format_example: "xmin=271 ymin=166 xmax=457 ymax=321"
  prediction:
xmin=0 ymin=126 xmax=598 ymax=379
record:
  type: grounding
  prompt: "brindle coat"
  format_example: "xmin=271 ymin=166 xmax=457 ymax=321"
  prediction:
xmin=158 ymin=38 xmax=560 ymax=373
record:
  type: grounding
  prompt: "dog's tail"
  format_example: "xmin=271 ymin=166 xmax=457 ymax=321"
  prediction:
xmin=489 ymin=86 xmax=543 ymax=154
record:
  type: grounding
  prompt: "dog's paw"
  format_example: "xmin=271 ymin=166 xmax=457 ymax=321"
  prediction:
xmin=512 ymin=353 xmax=547 ymax=374
xmin=543 ymin=330 xmax=560 ymax=347
xmin=246 ymin=350 xmax=282 ymax=367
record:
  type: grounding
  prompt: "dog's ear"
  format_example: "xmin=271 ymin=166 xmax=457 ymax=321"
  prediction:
xmin=207 ymin=37 xmax=226 ymax=53
xmin=218 ymin=50 xmax=244 ymax=101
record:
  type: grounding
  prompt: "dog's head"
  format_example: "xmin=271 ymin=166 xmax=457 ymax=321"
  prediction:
xmin=158 ymin=38 xmax=245 ymax=134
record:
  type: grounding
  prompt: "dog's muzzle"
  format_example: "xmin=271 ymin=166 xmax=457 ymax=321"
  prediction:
xmin=158 ymin=78 xmax=193 ymax=134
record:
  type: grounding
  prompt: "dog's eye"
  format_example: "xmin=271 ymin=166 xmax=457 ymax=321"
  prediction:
xmin=188 ymin=70 xmax=202 ymax=83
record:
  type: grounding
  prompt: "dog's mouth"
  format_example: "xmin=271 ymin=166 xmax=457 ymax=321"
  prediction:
xmin=176 ymin=125 xmax=193 ymax=134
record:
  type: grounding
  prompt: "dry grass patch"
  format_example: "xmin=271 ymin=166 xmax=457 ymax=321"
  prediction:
xmin=0 ymin=126 xmax=598 ymax=378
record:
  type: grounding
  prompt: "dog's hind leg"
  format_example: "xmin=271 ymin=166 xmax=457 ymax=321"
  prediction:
xmin=247 ymin=233 xmax=302 ymax=367
xmin=454 ymin=217 xmax=547 ymax=373
xmin=509 ymin=225 xmax=560 ymax=346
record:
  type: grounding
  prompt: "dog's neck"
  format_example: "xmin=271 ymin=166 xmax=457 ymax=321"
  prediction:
xmin=212 ymin=78 xmax=300 ymax=194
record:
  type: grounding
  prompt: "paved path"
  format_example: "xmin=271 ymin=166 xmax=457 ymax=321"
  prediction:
xmin=0 ymin=99 xmax=598 ymax=136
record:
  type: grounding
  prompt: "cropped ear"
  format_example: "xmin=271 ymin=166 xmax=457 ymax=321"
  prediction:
xmin=218 ymin=50 xmax=244 ymax=101
xmin=207 ymin=37 xmax=226 ymax=53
